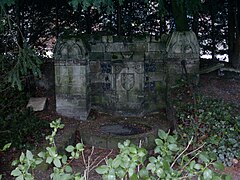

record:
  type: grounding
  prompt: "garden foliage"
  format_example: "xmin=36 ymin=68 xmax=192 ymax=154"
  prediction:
xmin=11 ymin=119 xmax=231 ymax=180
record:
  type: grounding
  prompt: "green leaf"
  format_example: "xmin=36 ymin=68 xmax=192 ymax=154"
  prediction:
xmin=155 ymin=139 xmax=163 ymax=146
xmin=76 ymin=143 xmax=84 ymax=151
xmin=203 ymin=169 xmax=213 ymax=180
xmin=1 ymin=143 xmax=11 ymax=151
xmin=139 ymin=168 xmax=149 ymax=178
xmin=62 ymin=155 xmax=68 ymax=164
xmin=46 ymin=156 xmax=53 ymax=164
xmin=26 ymin=150 xmax=33 ymax=160
xmin=123 ymin=140 xmax=130 ymax=147
xmin=53 ymin=158 xmax=62 ymax=168
xmin=149 ymin=157 xmax=156 ymax=163
xmin=66 ymin=145 xmax=75 ymax=152
xmin=19 ymin=153 xmax=25 ymax=162
xmin=115 ymin=168 xmax=125 ymax=178
xmin=213 ymin=161 xmax=224 ymax=171
xmin=112 ymin=157 xmax=121 ymax=168
xmin=95 ymin=165 xmax=109 ymax=174
xmin=129 ymin=147 xmax=137 ymax=154
xmin=38 ymin=151 xmax=45 ymax=158
xmin=11 ymin=169 xmax=22 ymax=177
xmin=16 ymin=174 xmax=24 ymax=180
xmin=194 ymin=163 xmax=202 ymax=170
xmin=35 ymin=158 xmax=43 ymax=165
xmin=168 ymin=144 xmax=179 ymax=151
xmin=65 ymin=165 xmax=73 ymax=173
xmin=158 ymin=130 xmax=167 ymax=140
xmin=199 ymin=153 xmax=210 ymax=163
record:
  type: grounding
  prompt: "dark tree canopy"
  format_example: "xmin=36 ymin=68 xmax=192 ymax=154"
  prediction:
xmin=0 ymin=0 xmax=240 ymax=90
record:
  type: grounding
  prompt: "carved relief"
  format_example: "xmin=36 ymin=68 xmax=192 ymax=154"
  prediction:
xmin=166 ymin=31 xmax=199 ymax=58
xmin=54 ymin=39 xmax=87 ymax=62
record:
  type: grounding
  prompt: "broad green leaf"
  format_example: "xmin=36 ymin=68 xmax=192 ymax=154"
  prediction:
xmin=149 ymin=157 xmax=156 ymax=163
xmin=76 ymin=143 xmax=84 ymax=151
xmin=158 ymin=130 xmax=167 ymax=140
xmin=19 ymin=153 xmax=25 ymax=162
xmin=118 ymin=143 xmax=124 ymax=149
xmin=112 ymin=157 xmax=121 ymax=168
xmin=35 ymin=158 xmax=43 ymax=165
xmin=11 ymin=169 xmax=22 ymax=176
xmin=26 ymin=150 xmax=33 ymax=160
xmin=199 ymin=153 xmax=210 ymax=163
xmin=46 ymin=156 xmax=53 ymax=164
xmin=66 ymin=145 xmax=75 ymax=152
xmin=115 ymin=168 xmax=125 ymax=178
xmin=95 ymin=165 xmax=109 ymax=174
xmin=139 ymin=168 xmax=149 ymax=178
xmin=213 ymin=161 xmax=224 ymax=171
xmin=146 ymin=162 xmax=155 ymax=171
xmin=203 ymin=169 xmax=213 ymax=180
xmin=124 ymin=140 xmax=130 ymax=147
xmin=168 ymin=144 xmax=179 ymax=151
xmin=38 ymin=151 xmax=45 ymax=158
xmin=62 ymin=155 xmax=68 ymax=164
xmin=155 ymin=139 xmax=163 ymax=146
xmin=65 ymin=165 xmax=73 ymax=173
xmin=129 ymin=147 xmax=137 ymax=154
xmin=156 ymin=168 xmax=164 ymax=178
xmin=53 ymin=158 xmax=62 ymax=167
xmin=189 ymin=160 xmax=196 ymax=169
xmin=16 ymin=174 xmax=24 ymax=180
xmin=194 ymin=163 xmax=202 ymax=170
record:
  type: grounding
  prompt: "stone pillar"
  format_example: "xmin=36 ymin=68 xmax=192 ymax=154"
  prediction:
xmin=54 ymin=39 xmax=90 ymax=120
xmin=166 ymin=31 xmax=200 ymax=85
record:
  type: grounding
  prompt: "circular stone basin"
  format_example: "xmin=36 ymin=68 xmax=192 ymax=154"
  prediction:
xmin=100 ymin=123 xmax=152 ymax=136
xmin=78 ymin=113 xmax=172 ymax=149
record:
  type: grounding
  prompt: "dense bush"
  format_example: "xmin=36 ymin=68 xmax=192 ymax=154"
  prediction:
xmin=0 ymin=83 xmax=49 ymax=149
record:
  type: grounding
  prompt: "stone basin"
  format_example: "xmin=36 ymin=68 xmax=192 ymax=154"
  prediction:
xmin=78 ymin=112 xmax=172 ymax=149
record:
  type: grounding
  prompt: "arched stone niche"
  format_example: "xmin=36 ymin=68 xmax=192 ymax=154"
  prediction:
xmin=54 ymin=39 xmax=90 ymax=120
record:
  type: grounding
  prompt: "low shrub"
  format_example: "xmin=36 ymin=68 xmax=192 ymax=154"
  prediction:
xmin=11 ymin=119 xmax=231 ymax=180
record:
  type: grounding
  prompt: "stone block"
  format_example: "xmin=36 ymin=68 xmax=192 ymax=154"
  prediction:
xmin=27 ymin=97 xmax=47 ymax=111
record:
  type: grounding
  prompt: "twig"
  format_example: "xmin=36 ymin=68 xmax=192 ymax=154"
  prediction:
xmin=89 ymin=149 xmax=113 ymax=172
xmin=171 ymin=136 xmax=193 ymax=168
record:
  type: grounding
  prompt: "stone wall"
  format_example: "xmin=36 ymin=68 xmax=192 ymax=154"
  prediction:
xmin=54 ymin=31 xmax=199 ymax=120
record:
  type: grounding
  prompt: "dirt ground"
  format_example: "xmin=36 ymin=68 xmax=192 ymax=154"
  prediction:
xmin=1 ymin=72 xmax=240 ymax=179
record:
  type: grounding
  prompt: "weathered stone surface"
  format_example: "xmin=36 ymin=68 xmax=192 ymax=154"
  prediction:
xmin=54 ymin=33 xmax=199 ymax=120
xmin=27 ymin=97 xmax=47 ymax=111
xmin=54 ymin=39 xmax=90 ymax=120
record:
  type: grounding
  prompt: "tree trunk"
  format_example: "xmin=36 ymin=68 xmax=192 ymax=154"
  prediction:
xmin=117 ymin=4 xmax=122 ymax=36
xmin=210 ymin=0 xmax=216 ymax=60
xmin=171 ymin=0 xmax=189 ymax=31
xmin=229 ymin=0 xmax=240 ymax=68
xmin=16 ymin=0 xmax=23 ymax=48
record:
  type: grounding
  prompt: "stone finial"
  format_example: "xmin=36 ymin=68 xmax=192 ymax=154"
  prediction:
xmin=166 ymin=31 xmax=199 ymax=58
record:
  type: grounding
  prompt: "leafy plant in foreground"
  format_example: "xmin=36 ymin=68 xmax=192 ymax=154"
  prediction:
xmin=11 ymin=119 xmax=85 ymax=180
xmin=11 ymin=119 xmax=231 ymax=180
xmin=96 ymin=130 xmax=231 ymax=180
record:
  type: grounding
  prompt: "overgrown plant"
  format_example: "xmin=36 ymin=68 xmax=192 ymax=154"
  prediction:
xmin=96 ymin=130 xmax=231 ymax=180
xmin=11 ymin=119 xmax=231 ymax=180
xmin=11 ymin=119 xmax=85 ymax=180
xmin=176 ymin=93 xmax=240 ymax=166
